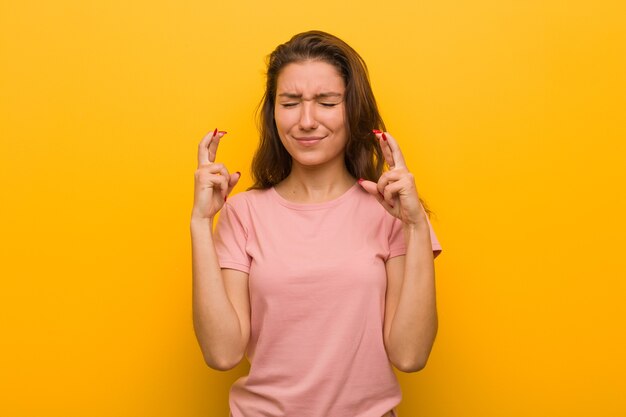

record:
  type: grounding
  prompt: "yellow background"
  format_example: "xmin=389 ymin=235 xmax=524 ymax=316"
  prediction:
xmin=2 ymin=0 xmax=625 ymax=415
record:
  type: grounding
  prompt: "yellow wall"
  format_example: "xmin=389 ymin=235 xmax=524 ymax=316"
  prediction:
xmin=2 ymin=0 xmax=625 ymax=415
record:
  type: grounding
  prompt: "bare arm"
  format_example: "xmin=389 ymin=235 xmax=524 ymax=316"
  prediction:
xmin=383 ymin=220 xmax=437 ymax=373
xmin=190 ymin=128 xmax=249 ymax=371
xmin=359 ymin=130 xmax=439 ymax=373
xmin=191 ymin=218 xmax=250 ymax=371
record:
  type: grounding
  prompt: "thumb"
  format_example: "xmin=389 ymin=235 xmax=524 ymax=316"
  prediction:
xmin=226 ymin=171 xmax=241 ymax=197
xmin=358 ymin=178 xmax=394 ymax=213
xmin=358 ymin=178 xmax=383 ymax=202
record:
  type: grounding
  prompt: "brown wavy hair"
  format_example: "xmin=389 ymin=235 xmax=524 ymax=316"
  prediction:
xmin=250 ymin=30 xmax=432 ymax=216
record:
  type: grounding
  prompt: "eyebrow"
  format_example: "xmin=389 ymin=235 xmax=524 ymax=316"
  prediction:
xmin=277 ymin=92 xmax=343 ymax=99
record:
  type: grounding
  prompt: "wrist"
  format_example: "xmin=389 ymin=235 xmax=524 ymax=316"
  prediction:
xmin=402 ymin=219 xmax=433 ymax=253
xmin=403 ymin=209 xmax=429 ymax=229
xmin=403 ymin=220 xmax=429 ymax=234
xmin=190 ymin=215 xmax=214 ymax=228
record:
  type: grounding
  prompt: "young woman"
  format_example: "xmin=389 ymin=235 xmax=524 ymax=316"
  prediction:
xmin=191 ymin=30 xmax=442 ymax=417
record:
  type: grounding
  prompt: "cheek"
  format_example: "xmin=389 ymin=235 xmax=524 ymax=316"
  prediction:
xmin=273 ymin=112 xmax=290 ymax=147
xmin=332 ymin=106 xmax=347 ymax=128
xmin=274 ymin=109 xmax=292 ymax=133
xmin=332 ymin=112 xmax=347 ymax=132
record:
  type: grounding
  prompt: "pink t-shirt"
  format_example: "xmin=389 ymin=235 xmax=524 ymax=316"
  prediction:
xmin=214 ymin=183 xmax=442 ymax=417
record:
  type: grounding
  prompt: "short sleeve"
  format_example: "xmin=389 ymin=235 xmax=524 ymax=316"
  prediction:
xmin=213 ymin=201 xmax=251 ymax=273
xmin=427 ymin=215 xmax=443 ymax=259
xmin=388 ymin=214 xmax=443 ymax=260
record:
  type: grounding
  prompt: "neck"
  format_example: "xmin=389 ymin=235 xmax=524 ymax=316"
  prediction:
xmin=276 ymin=161 xmax=356 ymax=204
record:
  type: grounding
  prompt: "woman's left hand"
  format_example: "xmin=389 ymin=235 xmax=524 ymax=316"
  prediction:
xmin=358 ymin=131 xmax=427 ymax=226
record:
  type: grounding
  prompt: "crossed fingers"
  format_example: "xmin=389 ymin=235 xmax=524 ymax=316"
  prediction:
xmin=196 ymin=128 xmax=238 ymax=200
xmin=372 ymin=130 xmax=406 ymax=170
xmin=198 ymin=128 xmax=229 ymax=167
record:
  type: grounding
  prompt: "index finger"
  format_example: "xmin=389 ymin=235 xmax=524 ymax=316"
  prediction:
xmin=197 ymin=129 xmax=226 ymax=167
xmin=380 ymin=132 xmax=406 ymax=169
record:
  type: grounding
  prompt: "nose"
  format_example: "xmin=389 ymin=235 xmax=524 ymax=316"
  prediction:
xmin=298 ymin=101 xmax=318 ymax=130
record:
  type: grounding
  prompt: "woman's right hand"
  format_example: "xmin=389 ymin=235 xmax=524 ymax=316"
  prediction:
xmin=191 ymin=128 xmax=240 ymax=221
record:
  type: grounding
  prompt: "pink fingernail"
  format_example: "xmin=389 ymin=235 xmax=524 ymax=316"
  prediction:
xmin=372 ymin=129 xmax=382 ymax=134
xmin=381 ymin=133 xmax=387 ymax=141
xmin=213 ymin=128 xmax=218 ymax=136
xmin=358 ymin=178 xmax=364 ymax=184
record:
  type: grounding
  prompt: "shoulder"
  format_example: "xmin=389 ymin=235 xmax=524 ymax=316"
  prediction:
xmin=216 ymin=190 xmax=268 ymax=234
xmin=353 ymin=185 xmax=380 ymax=205
xmin=352 ymin=186 xmax=405 ymax=233
xmin=222 ymin=188 xmax=276 ymax=219
xmin=353 ymin=186 xmax=393 ymax=217
xmin=226 ymin=188 xmax=271 ymax=207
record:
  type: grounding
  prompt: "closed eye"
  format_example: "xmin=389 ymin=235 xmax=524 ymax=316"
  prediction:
xmin=280 ymin=102 xmax=298 ymax=108
xmin=320 ymin=103 xmax=339 ymax=107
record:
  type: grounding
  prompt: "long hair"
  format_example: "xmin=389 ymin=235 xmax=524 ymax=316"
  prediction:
xmin=250 ymin=30 xmax=432 ymax=216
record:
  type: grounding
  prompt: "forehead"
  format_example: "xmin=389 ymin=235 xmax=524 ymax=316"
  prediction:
xmin=276 ymin=61 xmax=345 ymax=95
